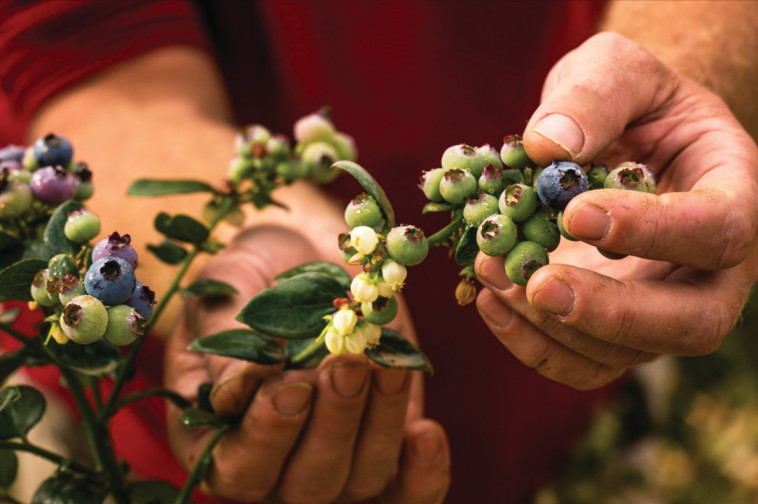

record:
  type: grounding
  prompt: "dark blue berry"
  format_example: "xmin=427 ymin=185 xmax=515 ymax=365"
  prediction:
xmin=33 ymin=134 xmax=73 ymax=167
xmin=126 ymin=281 xmax=156 ymax=320
xmin=536 ymin=161 xmax=588 ymax=211
xmin=84 ymin=257 xmax=136 ymax=306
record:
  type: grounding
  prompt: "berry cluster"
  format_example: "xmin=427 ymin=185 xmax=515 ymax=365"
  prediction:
xmin=419 ymin=135 xmax=657 ymax=290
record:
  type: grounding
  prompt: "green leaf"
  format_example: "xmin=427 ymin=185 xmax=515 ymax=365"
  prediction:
xmin=31 ymin=471 xmax=106 ymax=504
xmin=284 ymin=338 xmax=329 ymax=370
xmin=0 ymin=385 xmax=46 ymax=440
xmin=22 ymin=240 xmax=55 ymax=261
xmin=365 ymin=328 xmax=433 ymax=372
xmin=455 ymin=226 xmax=480 ymax=265
xmin=237 ymin=272 xmax=345 ymax=339
xmin=189 ymin=329 xmax=285 ymax=365
xmin=0 ymin=348 xmax=27 ymax=386
xmin=275 ymin=261 xmax=352 ymax=290
xmin=0 ymin=258 xmax=48 ymax=302
xmin=51 ymin=338 xmax=120 ymax=377
xmin=44 ymin=201 xmax=83 ymax=254
xmin=180 ymin=279 xmax=238 ymax=297
xmin=333 ymin=161 xmax=396 ymax=227
xmin=0 ymin=449 xmax=18 ymax=490
xmin=147 ymin=240 xmax=188 ymax=265
xmin=181 ymin=407 xmax=229 ymax=428
xmin=154 ymin=212 xmax=209 ymax=244
xmin=422 ymin=202 xmax=457 ymax=214
xmin=128 ymin=178 xmax=216 ymax=197
xmin=127 ymin=480 xmax=182 ymax=504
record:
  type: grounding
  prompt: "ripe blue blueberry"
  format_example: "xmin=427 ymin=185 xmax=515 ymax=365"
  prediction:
xmin=92 ymin=232 xmax=138 ymax=269
xmin=84 ymin=257 xmax=136 ymax=306
xmin=60 ymin=295 xmax=108 ymax=344
xmin=536 ymin=161 xmax=588 ymax=211
xmin=476 ymin=214 xmax=517 ymax=257
xmin=504 ymin=241 xmax=549 ymax=286
xmin=126 ymin=281 xmax=156 ymax=320
xmin=33 ymin=134 xmax=74 ymax=168
xmin=29 ymin=166 xmax=77 ymax=205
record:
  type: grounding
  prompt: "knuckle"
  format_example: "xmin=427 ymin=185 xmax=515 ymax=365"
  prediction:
xmin=341 ymin=479 xmax=389 ymax=502
xmin=277 ymin=486 xmax=339 ymax=504
xmin=715 ymin=206 xmax=753 ymax=269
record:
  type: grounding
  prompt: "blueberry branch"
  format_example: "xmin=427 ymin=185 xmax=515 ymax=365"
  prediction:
xmin=110 ymin=387 xmax=192 ymax=412
xmin=426 ymin=216 xmax=464 ymax=248
xmin=174 ymin=424 xmax=231 ymax=504
xmin=0 ymin=440 xmax=99 ymax=479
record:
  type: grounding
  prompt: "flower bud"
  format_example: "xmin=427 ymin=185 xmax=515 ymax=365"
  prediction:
xmin=351 ymin=274 xmax=379 ymax=303
xmin=325 ymin=328 xmax=345 ymax=355
xmin=381 ymin=260 xmax=407 ymax=291
xmin=345 ymin=328 xmax=368 ymax=354
xmin=455 ymin=279 xmax=477 ymax=306
xmin=350 ymin=226 xmax=379 ymax=255
xmin=332 ymin=307 xmax=358 ymax=336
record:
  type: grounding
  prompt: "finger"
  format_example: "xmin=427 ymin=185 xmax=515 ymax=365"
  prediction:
xmin=476 ymin=288 xmax=624 ymax=390
xmin=204 ymin=371 xmax=314 ymax=502
xmin=523 ymin=32 xmax=678 ymax=165
xmin=525 ymin=263 xmax=750 ymax=356
xmin=379 ymin=419 xmax=450 ymax=504
xmin=475 ymin=254 xmax=657 ymax=369
xmin=272 ymin=355 xmax=371 ymax=504
xmin=339 ymin=368 xmax=411 ymax=501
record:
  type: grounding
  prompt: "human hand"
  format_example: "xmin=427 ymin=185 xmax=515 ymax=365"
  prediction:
xmin=165 ymin=225 xmax=450 ymax=503
xmin=475 ymin=32 xmax=758 ymax=389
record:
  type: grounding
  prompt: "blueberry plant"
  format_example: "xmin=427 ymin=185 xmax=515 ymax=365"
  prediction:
xmin=0 ymin=109 xmax=655 ymax=504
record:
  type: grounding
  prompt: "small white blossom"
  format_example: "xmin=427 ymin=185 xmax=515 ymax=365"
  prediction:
xmin=345 ymin=329 xmax=368 ymax=354
xmin=355 ymin=322 xmax=382 ymax=347
xmin=325 ymin=328 xmax=345 ymax=355
xmin=351 ymin=274 xmax=379 ymax=303
xmin=350 ymin=226 xmax=379 ymax=255
xmin=381 ymin=261 xmax=407 ymax=291
xmin=332 ymin=307 xmax=358 ymax=336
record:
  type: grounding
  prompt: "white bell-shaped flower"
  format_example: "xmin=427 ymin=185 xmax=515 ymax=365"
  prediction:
xmin=381 ymin=260 xmax=407 ymax=291
xmin=332 ymin=307 xmax=358 ymax=336
xmin=325 ymin=328 xmax=345 ymax=355
xmin=350 ymin=226 xmax=379 ymax=255
xmin=351 ymin=274 xmax=379 ymax=303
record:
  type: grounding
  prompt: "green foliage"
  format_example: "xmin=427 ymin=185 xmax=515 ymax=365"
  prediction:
xmin=0 ymin=386 xmax=46 ymax=440
xmin=0 ymin=258 xmax=48 ymax=301
xmin=0 ymin=349 xmax=28 ymax=386
xmin=153 ymin=213 xmax=209 ymax=245
xmin=454 ymin=226 xmax=479 ymax=266
xmin=333 ymin=160 xmax=395 ymax=228
xmin=50 ymin=339 xmax=121 ymax=377
xmin=180 ymin=408 xmax=229 ymax=429
xmin=44 ymin=201 xmax=84 ymax=254
xmin=180 ymin=279 xmax=238 ymax=297
xmin=147 ymin=240 xmax=188 ymax=265
xmin=188 ymin=329 xmax=285 ymax=365
xmin=0 ymin=448 xmax=18 ymax=490
xmin=274 ymin=261 xmax=352 ymax=290
xmin=365 ymin=328 xmax=433 ymax=372
xmin=31 ymin=471 xmax=107 ymax=504
xmin=128 ymin=179 xmax=216 ymax=197
xmin=422 ymin=202 xmax=456 ymax=214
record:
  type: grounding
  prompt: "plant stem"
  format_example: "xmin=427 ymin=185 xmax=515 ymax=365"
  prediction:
xmin=174 ymin=424 xmax=230 ymax=504
xmin=0 ymin=321 xmax=31 ymax=345
xmin=289 ymin=324 xmax=330 ymax=368
xmin=0 ymin=440 xmax=99 ymax=478
xmin=426 ymin=217 xmax=464 ymax=248
xmin=110 ymin=387 xmax=192 ymax=412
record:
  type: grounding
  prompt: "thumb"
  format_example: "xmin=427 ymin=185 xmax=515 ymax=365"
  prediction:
xmin=523 ymin=32 xmax=678 ymax=166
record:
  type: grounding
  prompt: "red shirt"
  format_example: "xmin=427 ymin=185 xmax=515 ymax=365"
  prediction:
xmin=0 ymin=2 xmax=612 ymax=502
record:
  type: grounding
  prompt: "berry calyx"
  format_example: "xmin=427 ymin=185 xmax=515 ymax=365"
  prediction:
xmin=92 ymin=232 xmax=138 ymax=269
xmin=499 ymin=183 xmax=538 ymax=223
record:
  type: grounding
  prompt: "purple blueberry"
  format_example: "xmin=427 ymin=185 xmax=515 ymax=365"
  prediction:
xmin=84 ymin=257 xmax=136 ymax=306
xmin=33 ymin=133 xmax=74 ymax=167
xmin=126 ymin=281 xmax=156 ymax=321
xmin=92 ymin=232 xmax=138 ymax=269
xmin=0 ymin=145 xmax=25 ymax=163
xmin=536 ymin=161 xmax=588 ymax=211
xmin=29 ymin=166 xmax=77 ymax=205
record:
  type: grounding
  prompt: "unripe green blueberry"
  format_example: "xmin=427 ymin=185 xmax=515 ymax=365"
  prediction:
xmin=235 ymin=124 xmax=272 ymax=158
xmin=275 ymin=160 xmax=308 ymax=181
xmin=505 ymin=241 xmax=549 ymax=286
xmin=418 ymin=168 xmax=445 ymax=202
xmin=227 ymin=156 xmax=255 ymax=182
xmin=604 ymin=162 xmax=656 ymax=193
xmin=302 ymin=141 xmax=340 ymax=184
xmin=499 ymin=183 xmax=538 ymax=223
xmin=476 ymin=144 xmax=505 ymax=171
xmin=441 ymin=144 xmax=488 ymax=178
xmin=478 ymin=165 xmax=504 ymax=195
xmin=522 ymin=211 xmax=560 ymax=251
xmin=7 ymin=169 xmax=31 ymax=185
xmin=345 ymin=193 xmax=383 ymax=228
xmin=385 ymin=225 xmax=429 ymax=266
xmin=330 ymin=132 xmax=358 ymax=162
xmin=0 ymin=180 xmax=33 ymax=219
xmin=587 ymin=163 xmax=609 ymax=190
xmin=104 ymin=305 xmax=145 ymax=346
xmin=361 ymin=296 xmax=399 ymax=325
xmin=22 ymin=147 xmax=38 ymax=171
xmin=48 ymin=254 xmax=79 ymax=279
xmin=59 ymin=275 xmax=87 ymax=305
xmin=500 ymin=135 xmax=532 ymax=169
xmin=294 ymin=113 xmax=336 ymax=144
xmin=72 ymin=162 xmax=94 ymax=201
xmin=439 ymin=168 xmax=477 ymax=204
xmin=476 ymin=214 xmax=518 ymax=257
xmin=557 ymin=212 xmax=577 ymax=241
xmin=30 ymin=269 xmax=57 ymax=307
xmin=266 ymin=134 xmax=292 ymax=161
xmin=463 ymin=193 xmax=499 ymax=227
xmin=64 ymin=208 xmax=101 ymax=243
xmin=60 ymin=295 xmax=108 ymax=344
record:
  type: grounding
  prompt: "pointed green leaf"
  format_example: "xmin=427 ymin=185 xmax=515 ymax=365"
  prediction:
xmin=422 ymin=202 xmax=457 ymax=214
xmin=0 ymin=385 xmax=46 ymax=440
xmin=0 ymin=348 xmax=27 ymax=386
xmin=128 ymin=178 xmax=216 ymax=197
xmin=275 ymin=261 xmax=352 ymax=290
xmin=181 ymin=279 xmax=238 ymax=297
xmin=0 ymin=448 xmax=18 ymax=490
xmin=455 ymin=226 xmax=480 ymax=265
xmin=22 ymin=240 xmax=55 ymax=261
xmin=0 ymin=258 xmax=48 ymax=302
xmin=32 ymin=471 xmax=106 ymax=504
xmin=147 ymin=240 xmax=188 ymax=265
xmin=333 ymin=161 xmax=396 ymax=227
xmin=44 ymin=201 xmax=83 ymax=254
xmin=189 ymin=329 xmax=285 ymax=365
xmin=128 ymin=480 xmax=182 ymax=504
xmin=365 ymin=328 xmax=433 ymax=372
xmin=284 ymin=338 xmax=329 ymax=370
xmin=154 ymin=212 xmax=209 ymax=244
xmin=181 ymin=407 xmax=229 ymax=428
xmin=237 ymin=272 xmax=345 ymax=339
xmin=52 ymin=338 xmax=120 ymax=377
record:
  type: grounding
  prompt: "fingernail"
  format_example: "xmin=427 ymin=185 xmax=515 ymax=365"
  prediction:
xmin=531 ymin=114 xmax=584 ymax=158
xmin=568 ymin=203 xmax=610 ymax=241
xmin=530 ymin=277 xmax=575 ymax=316
xmin=272 ymin=382 xmax=313 ymax=416
xmin=476 ymin=256 xmax=513 ymax=291
xmin=374 ymin=369 xmax=409 ymax=396
xmin=330 ymin=361 xmax=369 ymax=398
xmin=412 ymin=430 xmax=442 ymax=462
